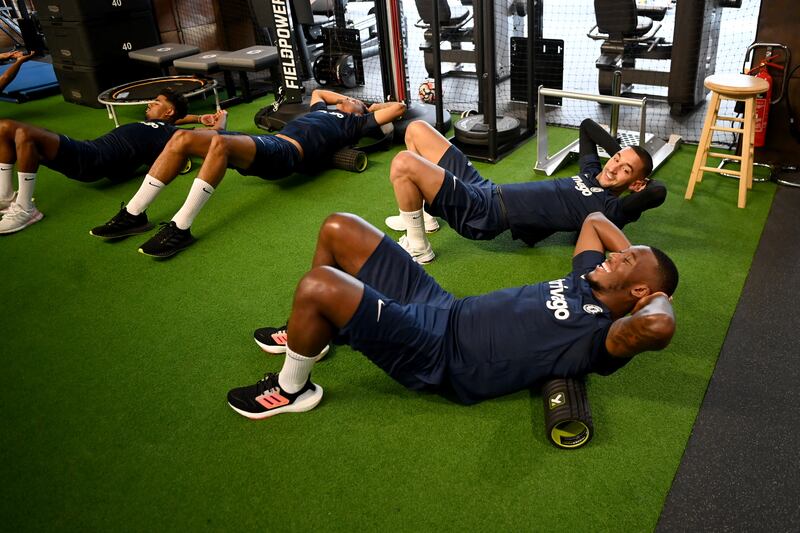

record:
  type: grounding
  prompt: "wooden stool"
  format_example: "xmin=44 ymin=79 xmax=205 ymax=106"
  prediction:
xmin=684 ymin=73 xmax=769 ymax=208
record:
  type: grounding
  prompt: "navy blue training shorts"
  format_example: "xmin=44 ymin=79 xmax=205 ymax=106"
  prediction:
xmin=233 ymin=133 xmax=301 ymax=180
xmin=44 ymin=135 xmax=106 ymax=182
xmin=426 ymin=145 xmax=507 ymax=240
xmin=336 ymin=235 xmax=455 ymax=390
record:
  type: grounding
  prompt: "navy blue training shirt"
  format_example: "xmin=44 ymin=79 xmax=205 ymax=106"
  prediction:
xmin=444 ymin=249 xmax=630 ymax=404
xmin=499 ymin=155 xmax=628 ymax=243
xmin=280 ymin=101 xmax=377 ymax=169
xmin=66 ymin=121 xmax=178 ymax=180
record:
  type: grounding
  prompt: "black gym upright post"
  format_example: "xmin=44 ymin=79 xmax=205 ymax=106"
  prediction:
xmin=249 ymin=0 xmax=307 ymax=104
xmin=451 ymin=0 xmax=537 ymax=162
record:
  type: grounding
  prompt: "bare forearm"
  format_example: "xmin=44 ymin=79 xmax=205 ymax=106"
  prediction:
xmin=593 ymin=215 xmax=630 ymax=252
xmin=368 ymin=101 xmax=401 ymax=111
xmin=174 ymin=111 xmax=227 ymax=130
xmin=175 ymin=114 xmax=201 ymax=126
xmin=371 ymin=102 xmax=406 ymax=125
xmin=0 ymin=60 xmax=24 ymax=92
xmin=606 ymin=295 xmax=675 ymax=357
xmin=312 ymin=89 xmax=343 ymax=105
xmin=574 ymin=212 xmax=630 ymax=256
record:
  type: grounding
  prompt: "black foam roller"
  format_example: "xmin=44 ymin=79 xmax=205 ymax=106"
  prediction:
xmin=542 ymin=378 xmax=594 ymax=449
xmin=332 ymin=148 xmax=368 ymax=173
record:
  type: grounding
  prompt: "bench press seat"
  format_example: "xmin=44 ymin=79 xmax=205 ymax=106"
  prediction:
xmin=128 ymin=43 xmax=200 ymax=75
xmin=216 ymin=46 xmax=280 ymax=105
xmin=173 ymin=50 xmax=236 ymax=100
xmin=173 ymin=50 xmax=227 ymax=73
xmin=217 ymin=46 xmax=279 ymax=71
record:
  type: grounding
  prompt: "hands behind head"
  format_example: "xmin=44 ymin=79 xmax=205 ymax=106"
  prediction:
xmin=627 ymin=179 xmax=648 ymax=193
xmin=631 ymin=291 xmax=672 ymax=315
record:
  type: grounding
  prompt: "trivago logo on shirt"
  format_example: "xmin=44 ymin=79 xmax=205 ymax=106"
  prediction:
xmin=546 ymin=278 xmax=570 ymax=320
xmin=572 ymin=175 xmax=604 ymax=196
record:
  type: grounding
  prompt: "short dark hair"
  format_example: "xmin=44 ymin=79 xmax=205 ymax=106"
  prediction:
xmin=158 ymin=88 xmax=188 ymax=122
xmin=649 ymin=246 xmax=679 ymax=296
xmin=629 ymin=145 xmax=653 ymax=179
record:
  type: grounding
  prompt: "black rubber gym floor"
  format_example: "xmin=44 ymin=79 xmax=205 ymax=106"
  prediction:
xmin=656 ymin=182 xmax=800 ymax=531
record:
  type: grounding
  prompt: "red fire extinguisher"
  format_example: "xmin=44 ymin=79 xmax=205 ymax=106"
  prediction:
xmin=748 ymin=56 xmax=784 ymax=147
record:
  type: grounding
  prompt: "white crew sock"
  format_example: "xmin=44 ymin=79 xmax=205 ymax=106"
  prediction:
xmin=16 ymin=172 xmax=36 ymax=210
xmin=0 ymin=162 xmax=13 ymax=199
xmin=126 ymin=175 xmax=164 ymax=215
xmin=278 ymin=346 xmax=317 ymax=394
xmin=400 ymin=208 xmax=428 ymax=250
xmin=171 ymin=179 xmax=214 ymax=230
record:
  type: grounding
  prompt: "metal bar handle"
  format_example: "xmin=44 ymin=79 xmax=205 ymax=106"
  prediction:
xmin=538 ymin=87 xmax=646 ymax=108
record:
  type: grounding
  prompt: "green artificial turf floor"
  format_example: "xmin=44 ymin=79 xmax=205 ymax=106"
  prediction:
xmin=0 ymin=94 xmax=775 ymax=531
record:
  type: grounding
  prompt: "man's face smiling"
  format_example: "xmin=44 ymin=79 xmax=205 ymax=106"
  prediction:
xmin=586 ymin=245 xmax=657 ymax=293
xmin=596 ymin=147 xmax=646 ymax=193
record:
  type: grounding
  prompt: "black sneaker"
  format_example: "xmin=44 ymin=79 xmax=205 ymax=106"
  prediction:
xmin=227 ymin=372 xmax=323 ymax=420
xmin=254 ymin=324 xmax=330 ymax=361
xmin=254 ymin=325 xmax=288 ymax=354
xmin=138 ymin=221 xmax=196 ymax=257
xmin=90 ymin=204 xmax=154 ymax=239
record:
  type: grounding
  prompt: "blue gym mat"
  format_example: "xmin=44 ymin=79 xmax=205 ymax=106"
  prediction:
xmin=0 ymin=59 xmax=59 ymax=102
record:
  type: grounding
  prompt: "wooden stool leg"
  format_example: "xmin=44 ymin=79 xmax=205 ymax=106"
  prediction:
xmin=737 ymin=97 xmax=755 ymax=208
xmin=699 ymin=93 xmax=722 ymax=185
xmin=747 ymin=96 xmax=757 ymax=190
xmin=686 ymin=91 xmax=720 ymax=199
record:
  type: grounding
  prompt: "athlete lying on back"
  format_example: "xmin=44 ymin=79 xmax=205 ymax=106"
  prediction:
xmin=227 ymin=211 xmax=677 ymax=419
xmin=0 ymin=89 xmax=225 ymax=234
xmin=385 ymin=119 xmax=667 ymax=263
xmin=90 ymin=89 xmax=406 ymax=257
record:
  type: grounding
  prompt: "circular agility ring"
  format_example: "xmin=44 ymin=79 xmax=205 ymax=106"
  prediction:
xmin=97 ymin=75 xmax=220 ymax=127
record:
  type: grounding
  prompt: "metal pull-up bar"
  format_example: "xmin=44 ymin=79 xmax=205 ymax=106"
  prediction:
xmin=534 ymin=86 xmax=648 ymax=175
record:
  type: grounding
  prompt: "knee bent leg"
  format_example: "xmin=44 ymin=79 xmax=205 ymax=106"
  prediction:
xmin=206 ymin=134 xmax=231 ymax=158
xmin=165 ymin=130 xmax=194 ymax=153
xmin=294 ymin=266 xmax=346 ymax=309
xmin=389 ymin=151 xmax=419 ymax=185
xmin=319 ymin=212 xmax=360 ymax=246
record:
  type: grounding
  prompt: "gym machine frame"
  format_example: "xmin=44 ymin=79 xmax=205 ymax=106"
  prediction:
xmin=444 ymin=0 xmax=535 ymax=163
xmin=534 ymin=81 xmax=681 ymax=176
xmin=372 ymin=0 xmax=451 ymax=137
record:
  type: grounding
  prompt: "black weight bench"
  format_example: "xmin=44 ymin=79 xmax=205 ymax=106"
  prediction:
xmin=216 ymin=46 xmax=280 ymax=107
